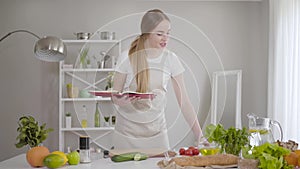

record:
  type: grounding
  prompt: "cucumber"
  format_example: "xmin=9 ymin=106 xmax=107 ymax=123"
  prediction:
xmin=111 ymin=152 xmax=148 ymax=162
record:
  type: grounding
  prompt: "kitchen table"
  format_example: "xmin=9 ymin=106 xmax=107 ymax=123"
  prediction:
xmin=0 ymin=154 xmax=240 ymax=169
xmin=0 ymin=154 xmax=163 ymax=169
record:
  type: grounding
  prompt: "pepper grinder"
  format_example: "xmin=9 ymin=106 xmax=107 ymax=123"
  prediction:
xmin=79 ymin=136 xmax=91 ymax=163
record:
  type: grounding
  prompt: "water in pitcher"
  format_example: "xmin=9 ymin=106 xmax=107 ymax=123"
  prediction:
xmin=248 ymin=128 xmax=275 ymax=146
xmin=247 ymin=113 xmax=283 ymax=146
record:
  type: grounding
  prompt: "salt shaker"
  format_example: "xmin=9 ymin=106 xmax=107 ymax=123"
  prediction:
xmin=79 ymin=136 xmax=91 ymax=163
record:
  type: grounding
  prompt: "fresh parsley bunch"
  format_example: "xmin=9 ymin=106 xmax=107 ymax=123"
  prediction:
xmin=205 ymin=124 xmax=250 ymax=156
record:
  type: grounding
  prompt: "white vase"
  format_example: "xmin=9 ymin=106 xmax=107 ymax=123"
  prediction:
xmin=104 ymin=121 xmax=110 ymax=127
xmin=66 ymin=117 xmax=72 ymax=128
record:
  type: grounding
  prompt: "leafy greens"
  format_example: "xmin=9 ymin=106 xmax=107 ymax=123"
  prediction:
xmin=245 ymin=142 xmax=292 ymax=169
xmin=205 ymin=124 xmax=250 ymax=156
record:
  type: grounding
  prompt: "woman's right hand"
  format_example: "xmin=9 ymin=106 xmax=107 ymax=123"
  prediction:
xmin=112 ymin=94 xmax=153 ymax=112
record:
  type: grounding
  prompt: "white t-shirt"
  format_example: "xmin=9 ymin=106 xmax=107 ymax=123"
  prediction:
xmin=115 ymin=49 xmax=185 ymax=92
xmin=113 ymin=49 xmax=185 ymax=149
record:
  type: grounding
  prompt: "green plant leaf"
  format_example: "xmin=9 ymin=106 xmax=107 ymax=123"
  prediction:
xmin=28 ymin=116 xmax=35 ymax=121
xmin=80 ymin=47 xmax=89 ymax=66
xmin=204 ymin=124 xmax=250 ymax=155
xmin=15 ymin=141 xmax=27 ymax=149
xmin=16 ymin=133 xmax=27 ymax=140
xmin=19 ymin=116 xmax=29 ymax=125
xmin=28 ymin=123 xmax=35 ymax=129
xmin=15 ymin=115 xmax=53 ymax=148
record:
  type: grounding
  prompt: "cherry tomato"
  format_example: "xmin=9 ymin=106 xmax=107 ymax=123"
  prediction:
xmin=185 ymin=149 xmax=193 ymax=156
xmin=188 ymin=146 xmax=196 ymax=150
xmin=179 ymin=148 xmax=185 ymax=155
xmin=192 ymin=149 xmax=199 ymax=155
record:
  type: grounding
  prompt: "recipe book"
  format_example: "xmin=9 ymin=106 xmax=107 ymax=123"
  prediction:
xmin=89 ymin=90 xmax=155 ymax=99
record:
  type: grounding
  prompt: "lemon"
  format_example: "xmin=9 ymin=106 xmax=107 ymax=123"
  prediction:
xmin=51 ymin=151 xmax=68 ymax=165
xmin=249 ymin=129 xmax=269 ymax=135
xmin=66 ymin=151 xmax=80 ymax=165
xmin=43 ymin=154 xmax=65 ymax=169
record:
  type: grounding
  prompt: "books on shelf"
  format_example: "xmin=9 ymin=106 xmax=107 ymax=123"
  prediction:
xmin=89 ymin=90 xmax=155 ymax=100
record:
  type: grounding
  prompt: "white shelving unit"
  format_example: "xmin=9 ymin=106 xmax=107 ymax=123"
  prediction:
xmin=61 ymin=127 xmax=114 ymax=131
xmin=58 ymin=39 xmax=120 ymax=152
xmin=63 ymin=40 xmax=119 ymax=43
xmin=62 ymin=68 xmax=115 ymax=72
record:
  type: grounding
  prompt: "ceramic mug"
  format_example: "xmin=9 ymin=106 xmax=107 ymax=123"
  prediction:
xmin=79 ymin=89 xmax=91 ymax=98
xmin=67 ymin=87 xmax=79 ymax=98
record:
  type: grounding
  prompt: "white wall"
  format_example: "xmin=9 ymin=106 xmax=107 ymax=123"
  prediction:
xmin=0 ymin=0 xmax=268 ymax=161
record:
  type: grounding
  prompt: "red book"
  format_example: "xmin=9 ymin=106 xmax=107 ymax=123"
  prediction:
xmin=89 ymin=90 xmax=155 ymax=100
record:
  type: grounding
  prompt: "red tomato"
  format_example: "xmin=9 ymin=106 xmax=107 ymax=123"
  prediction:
xmin=185 ymin=149 xmax=193 ymax=156
xmin=179 ymin=148 xmax=185 ymax=155
xmin=192 ymin=149 xmax=199 ymax=155
xmin=188 ymin=146 xmax=196 ymax=150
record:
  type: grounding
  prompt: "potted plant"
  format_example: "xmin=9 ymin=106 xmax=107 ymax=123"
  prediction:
xmin=104 ymin=116 xmax=110 ymax=127
xmin=15 ymin=115 xmax=53 ymax=167
xmin=79 ymin=47 xmax=89 ymax=68
xmin=65 ymin=112 xmax=72 ymax=128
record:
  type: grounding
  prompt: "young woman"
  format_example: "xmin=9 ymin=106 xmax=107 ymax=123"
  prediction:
xmin=112 ymin=9 xmax=203 ymax=149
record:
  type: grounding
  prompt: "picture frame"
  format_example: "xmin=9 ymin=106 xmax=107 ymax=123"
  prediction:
xmin=210 ymin=70 xmax=242 ymax=129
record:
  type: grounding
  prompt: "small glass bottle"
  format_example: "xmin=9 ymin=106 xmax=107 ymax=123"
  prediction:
xmin=67 ymin=146 xmax=71 ymax=153
xmin=94 ymin=102 xmax=100 ymax=127
xmin=81 ymin=105 xmax=88 ymax=128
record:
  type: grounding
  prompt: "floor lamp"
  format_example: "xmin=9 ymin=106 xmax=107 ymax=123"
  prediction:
xmin=0 ymin=30 xmax=66 ymax=62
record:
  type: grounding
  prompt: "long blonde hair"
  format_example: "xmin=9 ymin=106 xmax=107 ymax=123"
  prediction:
xmin=128 ymin=9 xmax=170 ymax=93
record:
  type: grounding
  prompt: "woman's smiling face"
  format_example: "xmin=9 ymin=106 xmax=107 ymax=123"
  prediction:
xmin=146 ymin=20 xmax=171 ymax=49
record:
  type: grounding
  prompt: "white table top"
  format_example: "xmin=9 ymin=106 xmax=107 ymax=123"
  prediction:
xmin=0 ymin=154 xmax=163 ymax=169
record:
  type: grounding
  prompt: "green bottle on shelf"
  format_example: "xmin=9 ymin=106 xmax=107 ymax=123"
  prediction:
xmin=94 ymin=102 xmax=100 ymax=127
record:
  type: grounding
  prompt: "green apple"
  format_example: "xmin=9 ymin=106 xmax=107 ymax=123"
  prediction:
xmin=66 ymin=151 xmax=80 ymax=165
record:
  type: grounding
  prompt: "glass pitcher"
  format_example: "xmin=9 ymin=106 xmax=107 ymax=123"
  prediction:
xmin=247 ymin=113 xmax=283 ymax=146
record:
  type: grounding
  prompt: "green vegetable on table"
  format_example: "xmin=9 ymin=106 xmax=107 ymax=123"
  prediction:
xmin=204 ymin=124 xmax=250 ymax=156
xmin=111 ymin=152 xmax=148 ymax=162
xmin=242 ymin=142 xmax=292 ymax=169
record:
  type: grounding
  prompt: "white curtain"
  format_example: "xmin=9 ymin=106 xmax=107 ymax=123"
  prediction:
xmin=268 ymin=0 xmax=300 ymax=142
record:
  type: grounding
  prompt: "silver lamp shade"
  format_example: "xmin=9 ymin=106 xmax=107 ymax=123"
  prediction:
xmin=34 ymin=36 xmax=66 ymax=62
xmin=0 ymin=30 xmax=66 ymax=62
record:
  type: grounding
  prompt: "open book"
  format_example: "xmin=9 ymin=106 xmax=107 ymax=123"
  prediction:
xmin=89 ymin=90 xmax=155 ymax=99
